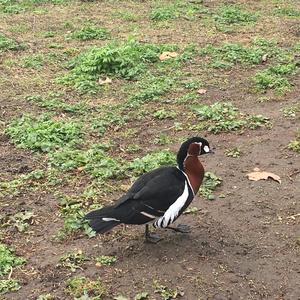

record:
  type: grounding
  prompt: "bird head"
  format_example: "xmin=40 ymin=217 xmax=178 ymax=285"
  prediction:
xmin=177 ymin=137 xmax=213 ymax=170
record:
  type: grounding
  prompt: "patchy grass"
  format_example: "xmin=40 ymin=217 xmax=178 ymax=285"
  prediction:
xmin=66 ymin=276 xmax=106 ymax=299
xmin=225 ymin=147 xmax=242 ymax=158
xmin=274 ymin=7 xmax=300 ymax=17
xmin=6 ymin=115 xmax=83 ymax=152
xmin=288 ymin=130 xmax=300 ymax=153
xmin=0 ymin=279 xmax=21 ymax=295
xmin=68 ymin=25 xmax=109 ymax=41
xmin=150 ymin=1 xmax=204 ymax=21
xmin=58 ymin=250 xmax=88 ymax=272
xmin=192 ymin=102 xmax=270 ymax=133
xmin=58 ymin=39 xmax=177 ymax=93
xmin=0 ymin=243 xmax=26 ymax=276
xmin=0 ymin=33 xmax=23 ymax=51
xmin=56 ymin=195 xmax=96 ymax=239
xmin=95 ymin=255 xmax=117 ymax=266
xmin=200 ymin=39 xmax=281 ymax=69
xmin=26 ymin=95 xmax=88 ymax=113
xmin=128 ymin=150 xmax=176 ymax=176
xmin=199 ymin=172 xmax=222 ymax=200
xmin=253 ymin=63 xmax=297 ymax=94
xmin=281 ymin=103 xmax=300 ymax=119
xmin=9 ymin=211 xmax=34 ymax=232
xmin=214 ymin=5 xmax=258 ymax=26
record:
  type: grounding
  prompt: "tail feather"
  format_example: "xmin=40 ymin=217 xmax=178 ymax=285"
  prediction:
xmin=85 ymin=206 xmax=120 ymax=234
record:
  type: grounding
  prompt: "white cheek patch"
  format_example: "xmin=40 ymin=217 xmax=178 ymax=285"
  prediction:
xmin=203 ymin=145 xmax=210 ymax=153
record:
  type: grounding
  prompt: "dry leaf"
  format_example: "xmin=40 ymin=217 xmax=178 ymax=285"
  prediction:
xmin=262 ymin=54 xmax=268 ymax=62
xmin=159 ymin=51 xmax=178 ymax=60
xmin=197 ymin=88 xmax=207 ymax=94
xmin=247 ymin=171 xmax=281 ymax=184
xmin=98 ymin=77 xmax=112 ymax=85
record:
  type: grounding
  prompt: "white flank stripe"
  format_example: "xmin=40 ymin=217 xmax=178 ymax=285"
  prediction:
xmin=154 ymin=180 xmax=189 ymax=228
xmin=140 ymin=211 xmax=156 ymax=219
xmin=102 ymin=217 xmax=120 ymax=222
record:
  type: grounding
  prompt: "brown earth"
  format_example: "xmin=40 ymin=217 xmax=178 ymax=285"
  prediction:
xmin=0 ymin=0 xmax=299 ymax=299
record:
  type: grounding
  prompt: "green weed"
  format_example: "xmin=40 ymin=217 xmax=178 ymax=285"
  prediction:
xmin=115 ymin=10 xmax=139 ymax=22
xmin=153 ymin=134 xmax=172 ymax=145
xmin=288 ymin=130 xmax=300 ymax=153
xmin=0 ymin=33 xmax=23 ymax=51
xmin=0 ymin=243 xmax=26 ymax=276
xmin=150 ymin=1 xmax=205 ymax=21
xmin=128 ymin=150 xmax=176 ymax=176
xmin=21 ymin=54 xmax=45 ymax=69
xmin=127 ymin=75 xmax=175 ymax=107
xmin=275 ymin=8 xmax=300 ymax=17
xmin=214 ymin=5 xmax=258 ymax=25
xmin=200 ymin=39 xmax=281 ymax=69
xmin=0 ymin=0 xmax=70 ymax=14
xmin=37 ymin=294 xmax=54 ymax=300
xmin=0 ymin=279 xmax=20 ymax=295
xmin=153 ymin=109 xmax=176 ymax=120
xmin=56 ymin=195 xmax=96 ymax=239
xmin=199 ymin=172 xmax=222 ymax=200
xmin=26 ymin=95 xmax=88 ymax=113
xmin=6 ymin=114 xmax=83 ymax=152
xmin=225 ymin=147 xmax=241 ymax=158
xmin=253 ymin=63 xmax=297 ymax=94
xmin=154 ymin=280 xmax=181 ymax=300
xmin=9 ymin=211 xmax=34 ymax=232
xmin=58 ymin=39 xmax=176 ymax=93
xmin=192 ymin=102 xmax=270 ymax=133
xmin=95 ymin=255 xmax=117 ymax=266
xmin=66 ymin=276 xmax=106 ymax=299
xmin=58 ymin=250 xmax=88 ymax=272
xmin=281 ymin=104 xmax=300 ymax=119
xmin=48 ymin=144 xmax=124 ymax=180
xmin=69 ymin=25 xmax=109 ymax=41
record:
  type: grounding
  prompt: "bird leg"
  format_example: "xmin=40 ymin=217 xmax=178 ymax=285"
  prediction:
xmin=167 ymin=224 xmax=191 ymax=233
xmin=145 ymin=224 xmax=162 ymax=243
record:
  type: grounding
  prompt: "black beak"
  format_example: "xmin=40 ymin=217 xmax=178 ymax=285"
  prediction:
xmin=209 ymin=147 xmax=215 ymax=154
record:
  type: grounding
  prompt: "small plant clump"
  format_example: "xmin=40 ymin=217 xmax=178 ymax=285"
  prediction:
xmin=95 ymin=255 xmax=117 ymax=266
xmin=0 ymin=243 xmax=26 ymax=276
xmin=199 ymin=172 xmax=222 ymax=200
xmin=288 ymin=130 xmax=300 ymax=153
xmin=9 ymin=211 xmax=34 ymax=232
xmin=225 ymin=147 xmax=242 ymax=158
xmin=56 ymin=195 xmax=96 ymax=239
xmin=128 ymin=150 xmax=176 ymax=176
xmin=69 ymin=25 xmax=109 ymax=41
xmin=200 ymin=39 xmax=281 ymax=69
xmin=58 ymin=250 xmax=88 ymax=272
xmin=6 ymin=114 xmax=83 ymax=152
xmin=150 ymin=2 xmax=203 ymax=21
xmin=58 ymin=39 xmax=177 ymax=93
xmin=192 ymin=102 xmax=271 ymax=133
xmin=66 ymin=276 xmax=106 ymax=299
xmin=26 ymin=95 xmax=88 ymax=113
xmin=253 ymin=63 xmax=297 ymax=95
xmin=0 ymin=279 xmax=21 ymax=295
xmin=214 ymin=5 xmax=258 ymax=26
xmin=154 ymin=280 xmax=182 ymax=300
xmin=0 ymin=33 xmax=23 ymax=51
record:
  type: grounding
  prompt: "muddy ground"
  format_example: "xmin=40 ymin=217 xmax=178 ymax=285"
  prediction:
xmin=0 ymin=0 xmax=299 ymax=299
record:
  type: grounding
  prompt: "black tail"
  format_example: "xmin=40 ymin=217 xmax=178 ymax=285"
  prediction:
xmin=84 ymin=206 xmax=120 ymax=234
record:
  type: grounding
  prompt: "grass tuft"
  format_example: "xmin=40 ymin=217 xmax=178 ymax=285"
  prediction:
xmin=6 ymin=114 xmax=83 ymax=152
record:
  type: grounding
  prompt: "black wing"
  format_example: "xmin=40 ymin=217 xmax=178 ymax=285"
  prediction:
xmin=113 ymin=167 xmax=186 ymax=224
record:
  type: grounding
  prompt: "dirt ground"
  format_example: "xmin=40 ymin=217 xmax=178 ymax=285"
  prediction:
xmin=0 ymin=0 xmax=299 ymax=299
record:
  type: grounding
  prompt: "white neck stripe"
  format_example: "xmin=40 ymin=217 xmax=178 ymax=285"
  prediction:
xmin=177 ymin=167 xmax=195 ymax=197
